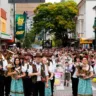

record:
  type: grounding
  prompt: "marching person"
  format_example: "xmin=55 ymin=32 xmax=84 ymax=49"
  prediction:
xmin=23 ymin=57 xmax=32 ymax=96
xmin=77 ymin=57 xmax=93 ymax=96
xmin=71 ymin=56 xmax=80 ymax=96
xmin=43 ymin=56 xmax=53 ymax=96
xmin=64 ymin=62 xmax=71 ymax=87
xmin=50 ymin=55 xmax=57 ymax=96
xmin=4 ymin=50 xmax=14 ymax=96
xmin=0 ymin=52 xmax=8 ymax=96
xmin=29 ymin=54 xmax=49 ymax=96
xmin=7 ymin=57 xmax=26 ymax=96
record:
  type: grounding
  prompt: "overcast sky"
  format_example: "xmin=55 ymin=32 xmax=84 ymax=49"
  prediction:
xmin=45 ymin=0 xmax=81 ymax=3
xmin=45 ymin=0 xmax=61 ymax=3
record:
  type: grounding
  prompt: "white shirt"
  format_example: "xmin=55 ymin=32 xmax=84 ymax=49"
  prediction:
xmin=52 ymin=59 xmax=57 ymax=73
xmin=36 ymin=63 xmax=49 ymax=81
xmin=2 ymin=55 xmax=8 ymax=71
xmin=72 ymin=68 xmax=78 ymax=78
xmin=23 ymin=63 xmax=32 ymax=73
xmin=48 ymin=62 xmax=53 ymax=73
xmin=94 ymin=65 xmax=96 ymax=74
xmin=3 ymin=60 xmax=8 ymax=71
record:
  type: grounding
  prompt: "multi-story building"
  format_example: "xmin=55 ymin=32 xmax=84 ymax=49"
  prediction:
xmin=76 ymin=0 xmax=96 ymax=48
xmin=0 ymin=0 xmax=13 ymax=46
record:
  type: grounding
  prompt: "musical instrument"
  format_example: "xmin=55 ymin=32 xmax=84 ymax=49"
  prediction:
xmin=0 ymin=52 xmax=5 ymax=76
xmin=4 ymin=50 xmax=15 ymax=77
xmin=76 ymin=63 xmax=91 ymax=77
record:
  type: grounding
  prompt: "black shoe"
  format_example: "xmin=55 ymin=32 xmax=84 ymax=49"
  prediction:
xmin=64 ymin=82 xmax=66 ymax=86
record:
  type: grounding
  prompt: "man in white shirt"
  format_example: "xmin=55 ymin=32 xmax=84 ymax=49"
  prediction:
xmin=22 ymin=57 xmax=32 ymax=96
xmin=28 ymin=55 xmax=49 ymax=96
xmin=51 ymin=57 xmax=57 ymax=96
xmin=0 ymin=53 xmax=8 ymax=96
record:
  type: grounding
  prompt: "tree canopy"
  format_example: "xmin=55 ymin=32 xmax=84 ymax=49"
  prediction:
xmin=32 ymin=0 xmax=78 ymax=46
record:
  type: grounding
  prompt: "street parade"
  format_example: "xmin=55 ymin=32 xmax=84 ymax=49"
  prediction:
xmin=0 ymin=47 xmax=96 ymax=96
xmin=1 ymin=0 xmax=96 ymax=96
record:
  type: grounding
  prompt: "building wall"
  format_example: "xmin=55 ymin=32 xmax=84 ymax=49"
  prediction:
xmin=0 ymin=0 xmax=13 ymax=39
xmin=76 ymin=1 xmax=86 ymax=38
xmin=86 ymin=0 xmax=96 ymax=39
xmin=76 ymin=0 xmax=96 ymax=40
xmin=16 ymin=3 xmax=40 ymax=14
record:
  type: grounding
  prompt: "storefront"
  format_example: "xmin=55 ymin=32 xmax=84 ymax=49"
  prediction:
xmin=0 ymin=8 xmax=13 ymax=46
xmin=80 ymin=38 xmax=93 ymax=49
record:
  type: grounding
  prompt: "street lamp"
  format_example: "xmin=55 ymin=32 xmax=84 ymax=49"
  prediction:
xmin=93 ymin=6 xmax=96 ymax=50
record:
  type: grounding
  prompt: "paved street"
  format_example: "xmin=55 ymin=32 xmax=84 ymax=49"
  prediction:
xmin=54 ymin=82 xmax=96 ymax=96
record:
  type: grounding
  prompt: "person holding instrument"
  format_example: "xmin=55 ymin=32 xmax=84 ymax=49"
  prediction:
xmin=8 ymin=57 xmax=26 ymax=96
xmin=77 ymin=57 xmax=93 ymax=96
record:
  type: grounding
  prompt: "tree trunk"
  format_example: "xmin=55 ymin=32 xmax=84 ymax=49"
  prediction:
xmin=61 ymin=33 xmax=68 ymax=47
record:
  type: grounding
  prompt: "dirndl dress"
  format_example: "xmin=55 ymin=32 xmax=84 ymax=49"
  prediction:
xmin=78 ymin=78 xmax=93 ymax=96
xmin=10 ymin=78 xmax=24 ymax=96
xmin=45 ymin=81 xmax=52 ymax=96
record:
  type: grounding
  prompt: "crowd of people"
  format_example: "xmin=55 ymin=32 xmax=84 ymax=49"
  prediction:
xmin=0 ymin=47 xmax=96 ymax=96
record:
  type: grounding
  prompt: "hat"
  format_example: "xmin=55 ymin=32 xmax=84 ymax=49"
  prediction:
xmin=19 ymin=55 xmax=24 ymax=59
xmin=34 ymin=52 xmax=42 ymax=58
xmin=42 ymin=52 xmax=53 ymax=57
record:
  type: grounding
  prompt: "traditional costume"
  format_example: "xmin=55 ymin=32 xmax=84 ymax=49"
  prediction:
xmin=10 ymin=66 xmax=25 ymax=96
xmin=77 ymin=64 xmax=93 ymax=96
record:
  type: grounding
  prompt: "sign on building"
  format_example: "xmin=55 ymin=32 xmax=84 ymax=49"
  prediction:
xmin=15 ymin=14 xmax=26 ymax=40
xmin=8 ymin=0 xmax=45 ymax=3
xmin=80 ymin=39 xmax=93 ymax=44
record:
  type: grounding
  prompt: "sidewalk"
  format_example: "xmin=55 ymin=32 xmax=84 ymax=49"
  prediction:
xmin=54 ymin=82 xmax=96 ymax=96
xmin=54 ymin=85 xmax=72 ymax=96
xmin=54 ymin=66 xmax=96 ymax=96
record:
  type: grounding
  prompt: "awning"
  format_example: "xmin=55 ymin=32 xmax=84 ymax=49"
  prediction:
xmin=80 ymin=38 xmax=93 ymax=44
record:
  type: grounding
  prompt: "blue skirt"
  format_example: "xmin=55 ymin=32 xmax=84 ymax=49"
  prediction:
xmin=10 ymin=78 xmax=24 ymax=96
xmin=45 ymin=81 xmax=52 ymax=96
xmin=78 ymin=78 xmax=93 ymax=96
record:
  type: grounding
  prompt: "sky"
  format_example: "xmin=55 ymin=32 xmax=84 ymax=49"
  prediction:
xmin=45 ymin=0 xmax=61 ymax=3
xmin=45 ymin=0 xmax=81 ymax=4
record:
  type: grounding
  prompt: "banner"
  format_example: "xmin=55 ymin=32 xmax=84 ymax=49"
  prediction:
xmin=15 ymin=14 xmax=25 ymax=40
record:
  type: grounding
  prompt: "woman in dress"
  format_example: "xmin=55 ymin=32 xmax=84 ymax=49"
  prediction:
xmin=8 ymin=57 xmax=26 ymax=96
xmin=77 ymin=57 xmax=93 ymax=96
xmin=45 ymin=58 xmax=53 ymax=96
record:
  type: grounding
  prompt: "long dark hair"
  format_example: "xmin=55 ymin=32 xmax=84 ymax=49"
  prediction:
xmin=14 ymin=57 xmax=21 ymax=67
xmin=20 ymin=58 xmax=24 ymax=66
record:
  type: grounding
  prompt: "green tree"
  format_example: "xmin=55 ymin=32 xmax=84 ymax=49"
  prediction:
xmin=61 ymin=0 xmax=65 ymax=2
xmin=22 ymin=30 xmax=36 ymax=48
xmin=32 ymin=0 xmax=78 ymax=46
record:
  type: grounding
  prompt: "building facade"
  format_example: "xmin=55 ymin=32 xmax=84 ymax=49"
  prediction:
xmin=0 ymin=0 xmax=13 ymax=45
xmin=76 ymin=0 xmax=96 ymax=48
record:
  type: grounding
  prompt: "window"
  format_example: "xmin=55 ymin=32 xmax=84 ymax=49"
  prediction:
xmin=2 ymin=22 xmax=6 ymax=33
